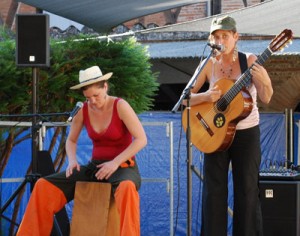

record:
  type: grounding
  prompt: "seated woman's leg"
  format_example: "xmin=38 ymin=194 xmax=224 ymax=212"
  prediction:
xmin=17 ymin=164 xmax=91 ymax=236
xmin=17 ymin=178 xmax=67 ymax=236
xmin=114 ymin=180 xmax=140 ymax=236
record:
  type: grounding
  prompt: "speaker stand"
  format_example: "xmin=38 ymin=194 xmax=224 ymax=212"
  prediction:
xmin=0 ymin=68 xmax=64 ymax=235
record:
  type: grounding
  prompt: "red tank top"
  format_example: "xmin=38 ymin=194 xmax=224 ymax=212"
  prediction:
xmin=83 ymin=98 xmax=133 ymax=161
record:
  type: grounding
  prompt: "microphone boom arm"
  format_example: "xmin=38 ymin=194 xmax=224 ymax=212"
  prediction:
xmin=171 ymin=49 xmax=215 ymax=113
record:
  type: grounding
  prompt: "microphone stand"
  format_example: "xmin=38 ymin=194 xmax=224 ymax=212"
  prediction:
xmin=0 ymin=112 xmax=70 ymax=212
xmin=172 ymin=48 xmax=216 ymax=236
xmin=0 ymin=68 xmax=70 ymax=236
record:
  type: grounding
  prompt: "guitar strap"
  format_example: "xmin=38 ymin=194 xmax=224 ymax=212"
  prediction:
xmin=238 ymin=51 xmax=253 ymax=88
xmin=238 ymin=51 xmax=248 ymax=73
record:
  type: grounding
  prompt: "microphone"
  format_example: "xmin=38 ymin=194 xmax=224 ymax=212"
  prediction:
xmin=67 ymin=102 xmax=83 ymax=122
xmin=207 ymin=43 xmax=225 ymax=52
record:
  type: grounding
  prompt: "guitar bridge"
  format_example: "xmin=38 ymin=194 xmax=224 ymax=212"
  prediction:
xmin=196 ymin=112 xmax=214 ymax=136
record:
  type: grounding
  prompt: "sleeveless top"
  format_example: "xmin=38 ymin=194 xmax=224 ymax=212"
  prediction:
xmin=210 ymin=57 xmax=259 ymax=130
xmin=83 ymin=98 xmax=133 ymax=161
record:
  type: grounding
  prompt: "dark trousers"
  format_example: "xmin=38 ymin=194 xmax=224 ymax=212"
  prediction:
xmin=44 ymin=160 xmax=141 ymax=202
xmin=17 ymin=160 xmax=142 ymax=235
xmin=202 ymin=125 xmax=263 ymax=236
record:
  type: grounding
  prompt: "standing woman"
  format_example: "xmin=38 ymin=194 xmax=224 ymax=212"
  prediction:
xmin=17 ymin=65 xmax=147 ymax=236
xmin=188 ymin=16 xmax=273 ymax=235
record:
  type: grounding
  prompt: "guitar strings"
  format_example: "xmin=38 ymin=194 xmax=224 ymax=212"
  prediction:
xmin=200 ymin=48 xmax=272 ymax=127
xmin=215 ymin=48 xmax=271 ymax=109
xmin=194 ymin=32 xmax=290 ymax=142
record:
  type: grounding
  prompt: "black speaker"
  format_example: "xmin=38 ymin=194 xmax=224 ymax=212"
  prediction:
xmin=16 ymin=14 xmax=50 ymax=67
xmin=259 ymin=180 xmax=300 ymax=236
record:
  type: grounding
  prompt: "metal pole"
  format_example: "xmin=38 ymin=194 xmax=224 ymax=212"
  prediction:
xmin=31 ymin=67 xmax=39 ymax=185
xmin=169 ymin=122 xmax=174 ymax=236
xmin=289 ymin=109 xmax=294 ymax=165
xmin=186 ymin=98 xmax=192 ymax=236
xmin=171 ymin=48 xmax=216 ymax=235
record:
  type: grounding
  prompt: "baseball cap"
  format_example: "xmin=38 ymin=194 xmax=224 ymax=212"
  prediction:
xmin=210 ymin=15 xmax=237 ymax=34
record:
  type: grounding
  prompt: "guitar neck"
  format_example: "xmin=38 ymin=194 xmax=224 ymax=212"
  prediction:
xmin=217 ymin=47 xmax=273 ymax=108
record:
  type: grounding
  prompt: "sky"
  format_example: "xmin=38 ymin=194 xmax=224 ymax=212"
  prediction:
xmin=46 ymin=11 xmax=83 ymax=30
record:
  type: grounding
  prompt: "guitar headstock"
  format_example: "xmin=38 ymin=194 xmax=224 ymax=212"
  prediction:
xmin=269 ymin=29 xmax=293 ymax=53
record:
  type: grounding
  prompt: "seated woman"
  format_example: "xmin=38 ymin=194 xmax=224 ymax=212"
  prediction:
xmin=17 ymin=65 xmax=147 ymax=236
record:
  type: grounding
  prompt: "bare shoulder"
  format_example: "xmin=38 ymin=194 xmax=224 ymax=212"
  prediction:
xmin=204 ymin=57 xmax=214 ymax=70
xmin=116 ymin=98 xmax=130 ymax=109
xmin=198 ymin=57 xmax=214 ymax=78
xmin=116 ymin=98 xmax=135 ymax=117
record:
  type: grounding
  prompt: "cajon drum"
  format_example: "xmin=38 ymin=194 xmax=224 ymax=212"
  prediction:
xmin=70 ymin=182 xmax=120 ymax=236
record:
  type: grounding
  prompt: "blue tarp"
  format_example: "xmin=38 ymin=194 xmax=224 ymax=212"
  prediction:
xmin=1 ymin=111 xmax=292 ymax=235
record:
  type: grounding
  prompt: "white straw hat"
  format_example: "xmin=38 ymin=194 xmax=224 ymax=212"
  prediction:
xmin=70 ymin=66 xmax=113 ymax=90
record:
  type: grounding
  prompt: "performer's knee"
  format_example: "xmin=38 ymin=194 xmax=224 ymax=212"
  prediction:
xmin=118 ymin=180 xmax=136 ymax=191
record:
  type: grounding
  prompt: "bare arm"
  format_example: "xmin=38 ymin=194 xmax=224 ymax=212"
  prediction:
xmin=183 ymin=59 xmax=221 ymax=106
xmin=65 ymin=109 xmax=84 ymax=177
xmin=248 ymin=54 xmax=273 ymax=104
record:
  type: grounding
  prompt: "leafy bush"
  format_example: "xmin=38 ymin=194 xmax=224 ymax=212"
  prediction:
xmin=0 ymin=27 xmax=159 ymax=119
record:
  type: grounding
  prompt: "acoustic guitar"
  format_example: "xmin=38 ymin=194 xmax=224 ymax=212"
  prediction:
xmin=182 ymin=29 xmax=293 ymax=153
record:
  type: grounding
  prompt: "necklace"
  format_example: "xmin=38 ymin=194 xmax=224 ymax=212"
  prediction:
xmin=220 ymin=60 xmax=234 ymax=79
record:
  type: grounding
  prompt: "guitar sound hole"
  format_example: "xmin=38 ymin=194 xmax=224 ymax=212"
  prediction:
xmin=213 ymin=113 xmax=225 ymax=128
xmin=216 ymin=101 xmax=228 ymax=112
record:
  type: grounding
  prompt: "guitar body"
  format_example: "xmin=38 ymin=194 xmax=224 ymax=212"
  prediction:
xmin=182 ymin=29 xmax=292 ymax=153
xmin=182 ymin=78 xmax=253 ymax=153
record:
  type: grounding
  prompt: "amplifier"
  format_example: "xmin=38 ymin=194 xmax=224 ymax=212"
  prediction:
xmin=259 ymin=169 xmax=300 ymax=181
xmin=259 ymin=180 xmax=300 ymax=236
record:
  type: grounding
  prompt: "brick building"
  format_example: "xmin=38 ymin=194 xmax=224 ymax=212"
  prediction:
xmin=123 ymin=0 xmax=261 ymax=29
xmin=0 ymin=0 xmax=36 ymax=30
